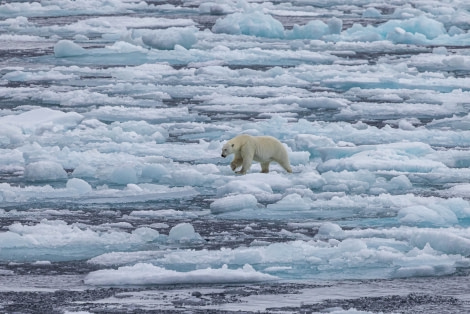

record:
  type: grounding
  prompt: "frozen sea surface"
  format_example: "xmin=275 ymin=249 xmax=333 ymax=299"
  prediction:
xmin=1 ymin=0 xmax=470 ymax=313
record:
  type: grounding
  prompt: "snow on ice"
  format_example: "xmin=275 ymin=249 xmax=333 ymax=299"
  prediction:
xmin=84 ymin=263 xmax=276 ymax=286
xmin=0 ymin=219 xmax=162 ymax=262
xmin=1 ymin=0 xmax=470 ymax=307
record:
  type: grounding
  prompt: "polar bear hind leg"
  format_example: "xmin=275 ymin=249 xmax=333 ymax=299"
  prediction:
xmin=276 ymin=157 xmax=292 ymax=173
xmin=260 ymin=162 xmax=270 ymax=173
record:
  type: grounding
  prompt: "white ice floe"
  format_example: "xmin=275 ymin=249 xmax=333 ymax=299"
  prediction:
xmin=124 ymin=26 xmax=198 ymax=50
xmin=0 ymin=108 xmax=83 ymax=135
xmin=88 ymin=223 xmax=470 ymax=280
xmin=267 ymin=193 xmax=311 ymax=211
xmin=213 ymin=11 xmax=284 ymax=38
xmin=210 ymin=194 xmax=258 ymax=214
xmin=168 ymin=222 xmax=203 ymax=242
xmin=0 ymin=0 xmax=154 ymax=17
xmin=211 ymin=9 xmax=470 ymax=45
xmin=54 ymin=40 xmax=87 ymax=57
xmin=24 ymin=160 xmax=67 ymax=182
xmin=84 ymin=263 xmax=276 ymax=286
xmin=0 ymin=182 xmax=198 ymax=204
xmin=0 ymin=219 xmax=161 ymax=262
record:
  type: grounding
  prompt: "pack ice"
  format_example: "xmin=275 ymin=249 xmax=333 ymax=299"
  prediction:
xmin=0 ymin=0 xmax=470 ymax=288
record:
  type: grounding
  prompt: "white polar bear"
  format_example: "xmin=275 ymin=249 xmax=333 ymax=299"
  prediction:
xmin=221 ymin=134 xmax=292 ymax=175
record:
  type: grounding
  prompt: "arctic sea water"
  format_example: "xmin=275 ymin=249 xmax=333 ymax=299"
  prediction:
xmin=1 ymin=0 xmax=470 ymax=312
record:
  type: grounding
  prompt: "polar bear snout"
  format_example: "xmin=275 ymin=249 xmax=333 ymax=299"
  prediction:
xmin=221 ymin=147 xmax=230 ymax=158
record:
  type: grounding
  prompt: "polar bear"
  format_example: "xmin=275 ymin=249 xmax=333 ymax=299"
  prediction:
xmin=221 ymin=134 xmax=292 ymax=175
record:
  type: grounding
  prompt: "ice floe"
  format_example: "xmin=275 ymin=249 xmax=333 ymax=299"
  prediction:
xmin=85 ymin=263 xmax=276 ymax=286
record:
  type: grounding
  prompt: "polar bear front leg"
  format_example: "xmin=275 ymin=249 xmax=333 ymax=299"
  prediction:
xmin=230 ymin=155 xmax=243 ymax=171
xmin=237 ymin=149 xmax=253 ymax=175
xmin=237 ymin=157 xmax=253 ymax=174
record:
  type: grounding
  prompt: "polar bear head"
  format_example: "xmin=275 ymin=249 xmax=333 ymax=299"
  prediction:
xmin=221 ymin=140 xmax=236 ymax=158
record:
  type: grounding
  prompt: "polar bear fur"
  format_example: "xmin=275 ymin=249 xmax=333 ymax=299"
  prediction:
xmin=221 ymin=134 xmax=292 ymax=175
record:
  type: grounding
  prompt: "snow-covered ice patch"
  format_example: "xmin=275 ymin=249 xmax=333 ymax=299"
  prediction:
xmin=24 ymin=161 xmax=67 ymax=182
xmin=168 ymin=222 xmax=203 ymax=242
xmin=84 ymin=263 xmax=276 ymax=286
xmin=210 ymin=194 xmax=258 ymax=214
xmin=54 ymin=40 xmax=87 ymax=58
xmin=0 ymin=220 xmax=161 ymax=262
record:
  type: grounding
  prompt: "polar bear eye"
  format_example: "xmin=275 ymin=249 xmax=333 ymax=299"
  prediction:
xmin=231 ymin=144 xmax=234 ymax=147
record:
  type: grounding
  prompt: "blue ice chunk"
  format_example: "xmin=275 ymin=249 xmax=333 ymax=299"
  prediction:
xmin=267 ymin=193 xmax=311 ymax=211
xmin=328 ymin=17 xmax=343 ymax=35
xmin=286 ymin=20 xmax=329 ymax=40
xmin=398 ymin=205 xmax=458 ymax=227
xmin=66 ymin=178 xmax=92 ymax=194
xmin=24 ymin=161 xmax=67 ymax=182
xmin=394 ymin=264 xmax=456 ymax=278
xmin=54 ymin=40 xmax=87 ymax=58
xmin=340 ymin=16 xmax=448 ymax=45
xmin=110 ymin=165 xmax=138 ymax=185
xmin=141 ymin=164 xmax=169 ymax=181
xmin=386 ymin=27 xmax=429 ymax=45
xmin=140 ymin=27 xmax=197 ymax=50
xmin=85 ymin=263 xmax=276 ymax=286
xmin=363 ymin=8 xmax=382 ymax=18
xmin=0 ymin=220 xmax=161 ymax=263
xmin=210 ymin=194 xmax=258 ymax=214
xmin=449 ymin=26 xmax=465 ymax=36
xmin=212 ymin=11 xmax=284 ymax=38
xmin=168 ymin=222 xmax=203 ymax=242
xmin=381 ymin=16 xmax=447 ymax=40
